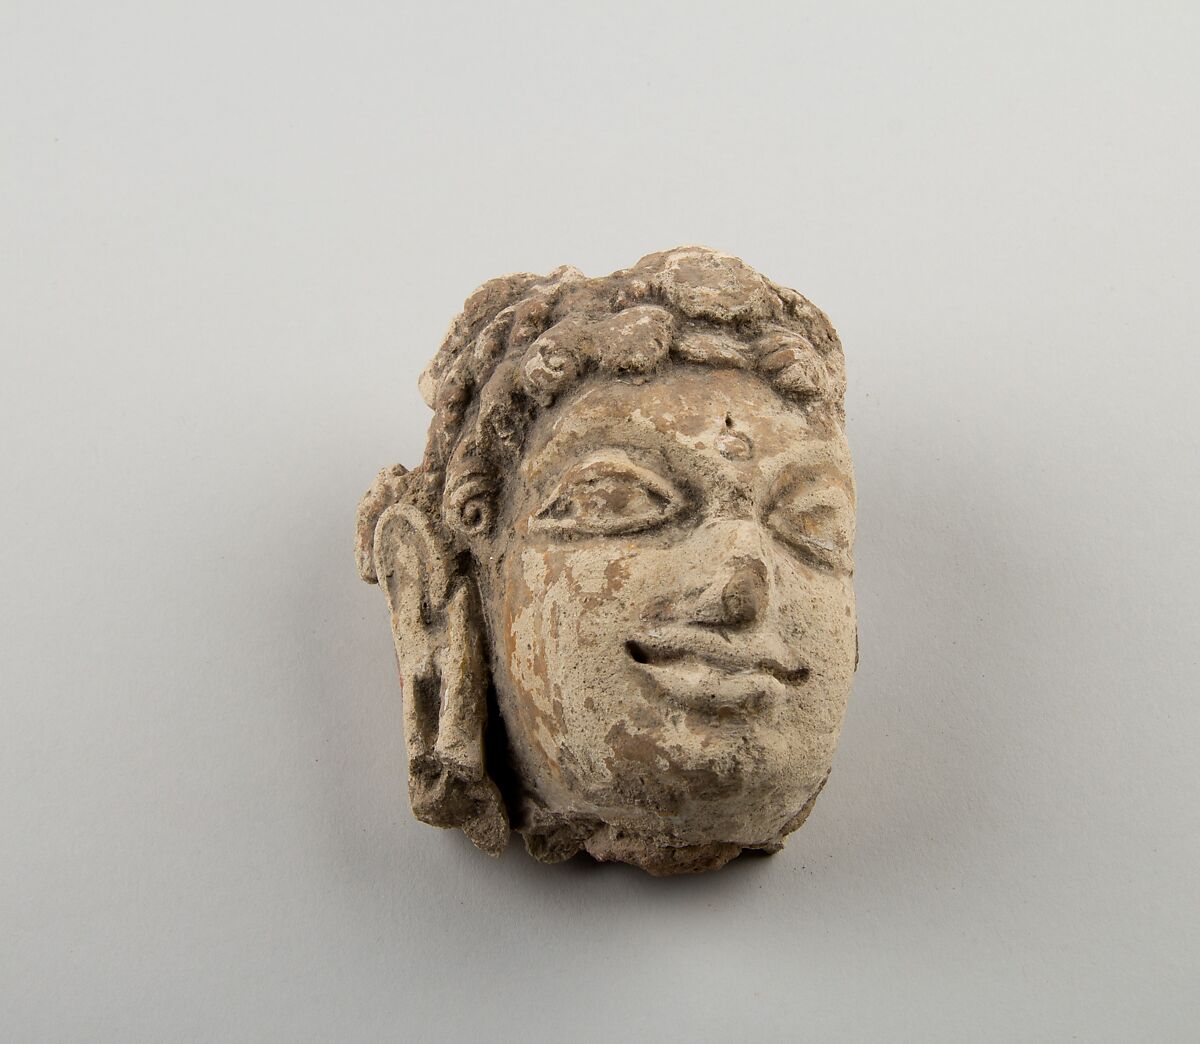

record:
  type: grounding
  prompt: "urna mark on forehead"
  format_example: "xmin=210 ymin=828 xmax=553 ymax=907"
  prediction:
xmin=516 ymin=367 xmax=852 ymax=487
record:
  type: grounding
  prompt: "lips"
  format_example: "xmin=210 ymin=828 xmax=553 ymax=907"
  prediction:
xmin=625 ymin=635 xmax=810 ymax=712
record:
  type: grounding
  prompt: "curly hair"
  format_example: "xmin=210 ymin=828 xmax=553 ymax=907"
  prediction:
xmin=357 ymin=246 xmax=845 ymax=582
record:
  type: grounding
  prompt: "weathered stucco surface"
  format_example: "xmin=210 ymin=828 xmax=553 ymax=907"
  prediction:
xmin=356 ymin=246 xmax=856 ymax=875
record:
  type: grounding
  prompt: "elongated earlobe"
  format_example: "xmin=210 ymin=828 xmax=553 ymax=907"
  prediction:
xmin=373 ymin=499 xmax=508 ymax=855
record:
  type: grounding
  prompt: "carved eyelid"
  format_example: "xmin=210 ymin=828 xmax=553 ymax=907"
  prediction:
xmin=768 ymin=480 xmax=853 ymax=518
xmin=531 ymin=451 xmax=684 ymax=535
xmin=764 ymin=480 xmax=854 ymax=565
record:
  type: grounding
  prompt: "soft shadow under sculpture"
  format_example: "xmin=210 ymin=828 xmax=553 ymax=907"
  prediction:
xmin=356 ymin=246 xmax=856 ymax=875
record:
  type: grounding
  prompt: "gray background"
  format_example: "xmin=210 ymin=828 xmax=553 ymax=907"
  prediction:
xmin=3 ymin=2 xmax=1198 ymax=1040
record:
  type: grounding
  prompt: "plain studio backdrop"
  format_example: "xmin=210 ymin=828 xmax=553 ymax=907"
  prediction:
xmin=3 ymin=2 xmax=1198 ymax=1041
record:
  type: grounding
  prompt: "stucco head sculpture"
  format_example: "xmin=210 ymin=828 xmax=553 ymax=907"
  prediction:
xmin=356 ymin=246 xmax=856 ymax=875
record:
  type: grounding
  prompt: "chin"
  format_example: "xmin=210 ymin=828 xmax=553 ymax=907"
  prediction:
xmin=515 ymin=738 xmax=833 ymax=876
xmin=579 ymin=776 xmax=829 ymax=876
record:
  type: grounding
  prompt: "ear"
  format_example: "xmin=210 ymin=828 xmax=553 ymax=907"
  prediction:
xmin=373 ymin=502 xmax=509 ymax=856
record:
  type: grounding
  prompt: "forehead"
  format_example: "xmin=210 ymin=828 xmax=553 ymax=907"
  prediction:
xmin=519 ymin=367 xmax=852 ymax=482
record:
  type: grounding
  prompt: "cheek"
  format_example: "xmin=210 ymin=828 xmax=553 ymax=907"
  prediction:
xmin=498 ymin=544 xmax=651 ymax=765
xmin=773 ymin=554 xmax=855 ymax=641
xmin=772 ymin=560 xmax=856 ymax=732
xmin=503 ymin=540 xmax=657 ymax=649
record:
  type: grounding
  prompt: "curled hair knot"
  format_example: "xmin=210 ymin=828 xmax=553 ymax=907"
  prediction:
xmin=444 ymin=471 xmax=497 ymax=538
xmin=592 ymin=305 xmax=674 ymax=375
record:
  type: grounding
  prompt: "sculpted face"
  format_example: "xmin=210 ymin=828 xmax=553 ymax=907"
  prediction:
xmin=357 ymin=246 xmax=856 ymax=874
xmin=478 ymin=368 xmax=856 ymax=860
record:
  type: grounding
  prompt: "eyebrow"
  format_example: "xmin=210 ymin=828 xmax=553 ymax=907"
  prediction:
xmin=770 ymin=460 xmax=856 ymax=499
xmin=523 ymin=417 xmax=850 ymax=502
xmin=522 ymin=434 xmax=677 ymax=495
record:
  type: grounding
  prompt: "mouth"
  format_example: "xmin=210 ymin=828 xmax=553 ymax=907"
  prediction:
xmin=625 ymin=637 xmax=810 ymax=713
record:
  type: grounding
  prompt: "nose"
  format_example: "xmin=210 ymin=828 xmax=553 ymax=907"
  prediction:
xmin=705 ymin=557 xmax=769 ymax=627
xmin=687 ymin=523 xmax=772 ymax=629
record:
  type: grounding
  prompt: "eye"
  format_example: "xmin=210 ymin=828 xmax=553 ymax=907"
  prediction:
xmin=765 ymin=484 xmax=853 ymax=572
xmin=532 ymin=455 xmax=685 ymax=537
